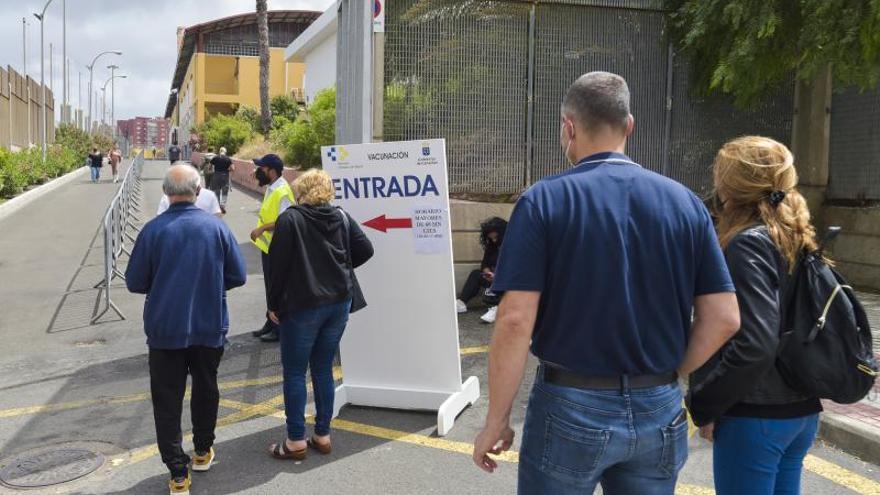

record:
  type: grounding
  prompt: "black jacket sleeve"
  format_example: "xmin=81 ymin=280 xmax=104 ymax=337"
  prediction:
xmin=267 ymin=211 xmax=297 ymax=312
xmin=347 ymin=212 xmax=374 ymax=268
xmin=687 ymin=230 xmax=782 ymax=426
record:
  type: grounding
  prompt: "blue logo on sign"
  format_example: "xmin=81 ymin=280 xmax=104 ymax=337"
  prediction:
xmin=326 ymin=147 xmax=338 ymax=162
xmin=422 ymin=146 xmax=430 ymax=157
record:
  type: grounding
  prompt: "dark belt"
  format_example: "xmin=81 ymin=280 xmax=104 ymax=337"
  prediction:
xmin=542 ymin=365 xmax=678 ymax=391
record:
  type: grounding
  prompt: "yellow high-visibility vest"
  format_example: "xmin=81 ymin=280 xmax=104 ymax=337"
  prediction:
xmin=253 ymin=181 xmax=295 ymax=254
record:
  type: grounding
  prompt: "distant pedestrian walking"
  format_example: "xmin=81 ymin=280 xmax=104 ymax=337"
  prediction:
xmin=472 ymin=71 xmax=741 ymax=495
xmin=250 ymin=154 xmax=295 ymax=343
xmin=109 ymin=144 xmax=122 ymax=183
xmin=125 ymin=164 xmax=247 ymax=495
xmin=265 ymin=169 xmax=373 ymax=461
xmin=168 ymin=142 xmax=181 ymax=165
xmin=455 ymin=217 xmax=506 ymax=323
xmin=209 ymin=147 xmax=234 ymax=214
xmin=688 ymin=136 xmax=824 ymax=495
xmin=202 ymin=147 xmax=216 ymax=190
xmin=88 ymin=148 xmax=103 ymax=183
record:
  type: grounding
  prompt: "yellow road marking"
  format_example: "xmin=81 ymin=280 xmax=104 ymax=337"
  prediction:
xmin=0 ymin=393 xmax=152 ymax=419
xmin=7 ymin=348 xmax=880 ymax=495
xmin=0 ymin=367 xmax=341 ymax=420
xmin=676 ymin=485 xmax=714 ymax=495
xmin=804 ymin=455 xmax=880 ymax=494
xmin=460 ymin=345 xmax=490 ymax=356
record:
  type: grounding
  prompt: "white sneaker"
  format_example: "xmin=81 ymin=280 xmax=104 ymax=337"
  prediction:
xmin=456 ymin=299 xmax=467 ymax=314
xmin=480 ymin=306 xmax=498 ymax=324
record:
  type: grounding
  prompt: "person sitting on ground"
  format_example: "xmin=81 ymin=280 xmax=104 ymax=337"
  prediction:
xmin=456 ymin=217 xmax=507 ymax=324
xmin=125 ymin=164 xmax=247 ymax=495
xmin=209 ymin=147 xmax=234 ymax=214
xmin=266 ymin=169 xmax=374 ymax=461
xmin=156 ymin=178 xmax=222 ymax=218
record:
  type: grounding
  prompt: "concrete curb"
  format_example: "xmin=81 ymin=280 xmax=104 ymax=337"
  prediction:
xmin=819 ymin=412 xmax=880 ymax=465
xmin=0 ymin=166 xmax=88 ymax=224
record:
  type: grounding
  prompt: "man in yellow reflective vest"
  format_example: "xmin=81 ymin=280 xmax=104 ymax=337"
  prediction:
xmin=249 ymin=154 xmax=295 ymax=342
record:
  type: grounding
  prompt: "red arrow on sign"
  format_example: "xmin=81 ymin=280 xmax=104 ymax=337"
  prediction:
xmin=363 ymin=214 xmax=413 ymax=233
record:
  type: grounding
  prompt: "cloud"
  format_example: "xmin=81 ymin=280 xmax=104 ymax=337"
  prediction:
xmin=0 ymin=0 xmax=335 ymax=123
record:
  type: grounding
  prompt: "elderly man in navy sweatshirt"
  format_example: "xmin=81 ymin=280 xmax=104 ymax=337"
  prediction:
xmin=126 ymin=164 xmax=247 ymax=495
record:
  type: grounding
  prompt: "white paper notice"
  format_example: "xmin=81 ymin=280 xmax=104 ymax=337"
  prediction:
xmin=412 ymin=206 xmax=447 ymax=254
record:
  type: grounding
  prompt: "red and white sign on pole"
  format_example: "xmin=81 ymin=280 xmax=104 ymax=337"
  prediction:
xmin=322 ymin=139 xmax=479 ymax=436
xmin=373 ymin=0 xmax=385 ymax=32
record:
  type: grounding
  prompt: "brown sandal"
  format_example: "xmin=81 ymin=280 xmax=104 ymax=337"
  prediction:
xmin=269 ymin=440 xmax=307 ymax=461
xmin=307 ymin=437 xmax=332 ymax=455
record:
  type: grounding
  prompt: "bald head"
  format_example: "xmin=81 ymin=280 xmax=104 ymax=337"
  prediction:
xmin=562 ymin=71 xmax=631 ymax=135
xmin=163 ymin=164 xmax=201 ymax=203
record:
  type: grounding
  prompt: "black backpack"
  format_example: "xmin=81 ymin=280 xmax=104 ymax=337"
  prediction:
xmin=776 ymin=227 xmax=878 ymax=404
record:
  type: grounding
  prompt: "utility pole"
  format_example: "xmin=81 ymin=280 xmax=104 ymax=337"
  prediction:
xmin=23 ymin=17 xmax=31 ymax=146
xmin=62 ymin=0 xmax=67 ymax=114
xmin=22 ymin=18 xmax=27 ymax=77
xmin=108 ymin=65 xmax=117 ymax=137
xmin=49 ymin=42 xmax=53 ymax=92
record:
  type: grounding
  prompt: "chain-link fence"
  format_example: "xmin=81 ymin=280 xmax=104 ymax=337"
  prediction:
xmin=828 ymin=86 xmax=880 ymax=202
xmin=382 ymin=0 xmax=794 ymax=196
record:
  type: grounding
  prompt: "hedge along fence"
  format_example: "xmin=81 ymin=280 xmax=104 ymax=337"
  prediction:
xmin=191 ymin=152 xmax=303 ymax=196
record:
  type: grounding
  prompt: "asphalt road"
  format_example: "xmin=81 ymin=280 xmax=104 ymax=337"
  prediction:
xmin=0 ymin=160 xmax=879 ymax=494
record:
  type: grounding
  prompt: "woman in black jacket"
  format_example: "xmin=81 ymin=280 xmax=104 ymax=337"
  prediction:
xmin=455 ymin=217 xmax=507 ymax=323
xmin=266 ymin=169 xmax=374 ymax=461
xmin=688 ymin=136 xmax=823 ymax=494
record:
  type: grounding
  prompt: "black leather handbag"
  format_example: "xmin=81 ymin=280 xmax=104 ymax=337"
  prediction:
xmin=338 ymin=208 xmax=367 ymax=313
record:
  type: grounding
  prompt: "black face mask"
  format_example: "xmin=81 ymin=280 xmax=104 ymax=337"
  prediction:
xmin=255 ymin=168 xmax=271 ymax=186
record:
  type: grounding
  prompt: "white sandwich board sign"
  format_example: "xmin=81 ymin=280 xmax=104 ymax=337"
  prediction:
xmin=322 ymin=138 xmax=479 ymax=436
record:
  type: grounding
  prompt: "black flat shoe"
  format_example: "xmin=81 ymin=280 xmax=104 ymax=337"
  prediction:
xmin=252 ymin=322 xmax=272 ymax=338
xmin=260 ymin=330 xmax=279 ymax=342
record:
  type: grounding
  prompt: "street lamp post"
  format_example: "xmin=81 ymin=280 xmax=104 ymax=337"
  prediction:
xmin=87 ymin=50 xmax=121 ymax=133
xmin=101 ymin=74 xmax=125 ymax=133
xmin=34 ymin=0 xmax=54 ymax=161
xmin=107 ymin=65 xmax=119 ymax=137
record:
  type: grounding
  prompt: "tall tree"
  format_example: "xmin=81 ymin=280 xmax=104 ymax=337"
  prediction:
xmin=257 ymin=0 xmax=271 ymax=136
xmin=666 ymin=0 xmax=880 ymax=106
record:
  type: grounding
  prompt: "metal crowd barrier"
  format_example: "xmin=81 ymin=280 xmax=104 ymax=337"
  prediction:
xmin=91 ymin=150 xmax=145 ymax=324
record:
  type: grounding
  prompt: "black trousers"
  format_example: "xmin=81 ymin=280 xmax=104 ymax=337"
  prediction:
xmin=261 ymin=252 xmax=278 ymax=330
xmin=459 ymin=269 xmax=490 ymax=303
xmin=211 ymin=172 xmax=230 ymax=207
xmin=149 ymin=346 xmax=224 ymax=477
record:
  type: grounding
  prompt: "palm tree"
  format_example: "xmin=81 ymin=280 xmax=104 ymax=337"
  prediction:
xmin=257 ymin=0 xmax=271 ymax=136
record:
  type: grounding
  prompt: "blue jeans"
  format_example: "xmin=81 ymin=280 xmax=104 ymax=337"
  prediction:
xmin=90 ymin=166 xmax=100 ymax=182
xmin=279 ymin=298 xmax=351 ymax=441
xmin=518 ymin=368 xmax=688 ymax=495
xmin=713 ymin=414 xmax=819 ymax=495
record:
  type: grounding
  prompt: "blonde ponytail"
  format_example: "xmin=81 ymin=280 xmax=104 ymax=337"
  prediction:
xmin=713 ymin=136 xmax=820 ymax=271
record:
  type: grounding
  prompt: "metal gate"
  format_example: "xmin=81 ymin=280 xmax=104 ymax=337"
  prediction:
xmin=828 ymin=86 xmax=880 ymax=201
xmin=382 ymin=0 xmax=794 ymax=196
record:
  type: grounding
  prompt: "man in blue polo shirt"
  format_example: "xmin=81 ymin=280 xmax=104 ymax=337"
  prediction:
xmin=472 ymin=72 xmax=741 ymax=494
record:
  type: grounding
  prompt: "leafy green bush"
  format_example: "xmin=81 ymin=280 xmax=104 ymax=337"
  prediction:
xmin=270 ymin=95 xmax=300 ymax=123
xmin=0 ymin=124 xmax=96 ymax=199
xmin=234 ymin=106 xmax=261 ymax=133
xmin=202 ymin=114 xmax=254 ymax=155
xmin=272 ymin=87 xmax=336 ymax=168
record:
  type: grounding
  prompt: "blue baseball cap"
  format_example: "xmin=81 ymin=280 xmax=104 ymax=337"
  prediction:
xmin=253 ymin=154 xmax=284 ymax=173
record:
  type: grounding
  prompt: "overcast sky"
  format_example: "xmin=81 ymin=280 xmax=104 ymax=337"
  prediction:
xmin=0 ymin=0 xmax=335 ymax=123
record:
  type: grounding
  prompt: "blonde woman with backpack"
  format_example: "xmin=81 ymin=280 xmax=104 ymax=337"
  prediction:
xmin=687 ymin=136 xmax=823 ymax=495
